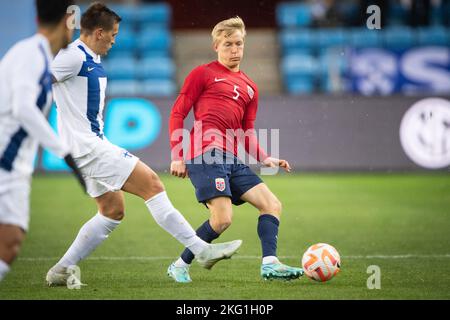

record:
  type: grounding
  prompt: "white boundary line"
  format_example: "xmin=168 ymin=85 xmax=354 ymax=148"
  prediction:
xmin=17 ymin=254 xmax=450 ymax=262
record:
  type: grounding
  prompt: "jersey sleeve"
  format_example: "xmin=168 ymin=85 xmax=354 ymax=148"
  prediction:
xmin=241 ymin=86 xmax=268 ymax=162
xmin=11 ymin=53 xmax=69 ymax=158
xmin=51 ymin=47 xmax=83 ymax=82
xmin=169 ymin=65 xmax=207 ymax=161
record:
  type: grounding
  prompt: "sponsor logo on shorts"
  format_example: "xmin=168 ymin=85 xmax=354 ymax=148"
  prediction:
xmin=215 ymin=178 xmax=226 ymax=192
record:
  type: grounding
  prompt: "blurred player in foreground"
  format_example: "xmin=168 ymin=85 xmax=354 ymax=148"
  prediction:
xmin=0 ymin=0 xmax=86 ymax=283
xmin=167 ymin=17 xmax=304 ymax=283
xmin=46 ymin=3 xmax=241 ymax=286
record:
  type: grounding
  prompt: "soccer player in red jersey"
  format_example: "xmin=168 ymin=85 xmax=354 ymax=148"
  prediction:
xmin=167 ymin=17 xmax=304 ymax=283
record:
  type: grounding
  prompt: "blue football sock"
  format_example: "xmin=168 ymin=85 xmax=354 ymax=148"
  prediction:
xmin=257 ymin=214 xmax=280 ymax=259
xmin=180 ymin=220 xmax=220 ymax=264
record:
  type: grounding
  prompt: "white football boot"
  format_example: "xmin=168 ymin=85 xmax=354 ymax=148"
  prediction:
xmin=46 ymin=265 xmax=85 ymax=287
xmin=196 ymin=239 xmax=243 ymax=270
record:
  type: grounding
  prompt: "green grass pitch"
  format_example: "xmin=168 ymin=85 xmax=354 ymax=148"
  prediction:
xmin=0 ymin=173 xmax=449 ymax=299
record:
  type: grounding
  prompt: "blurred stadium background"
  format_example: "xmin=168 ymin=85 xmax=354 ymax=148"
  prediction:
xmin=0 ymin=0 xmax=449 ymax=299
xmin=1 ymin=0 xmax=449 ymax=172
xmin=0 ymin=0 xmax=450 ymax=171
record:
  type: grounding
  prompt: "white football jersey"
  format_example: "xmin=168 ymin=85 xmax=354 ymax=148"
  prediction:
xmin=0 ymin=34 xmax=68 ymax=182
xmin=52 ymin=39 xmax=107 ymax=158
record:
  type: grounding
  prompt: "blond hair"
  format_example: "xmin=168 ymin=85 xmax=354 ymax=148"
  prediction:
xmin=211 ymin=16 xmax=246 ymax=45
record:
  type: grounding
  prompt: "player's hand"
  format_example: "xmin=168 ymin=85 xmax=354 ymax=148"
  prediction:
xmin=64 ymin=154 xmax=87 ymax=194
xmin=170 ymin=160 xmax=188 ymax=178
xmin=262 ymin=157 xmax=291 ymax=172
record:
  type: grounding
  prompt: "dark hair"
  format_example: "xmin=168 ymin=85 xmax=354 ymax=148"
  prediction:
xmin=36 ymin=0 xmax=74 ymax=26
xmin=81 ymin=2 xmax=122 ymax=34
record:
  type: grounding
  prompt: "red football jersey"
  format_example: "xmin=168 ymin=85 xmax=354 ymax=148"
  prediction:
xmin=169 ymin=60 xmax=268 ymax=162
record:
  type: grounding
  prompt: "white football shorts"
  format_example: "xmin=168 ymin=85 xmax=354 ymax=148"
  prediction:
xmin=75 ymin=139 xmax=139 ymax=198
xmin=0 ymin=175 xmax=31 ymax=231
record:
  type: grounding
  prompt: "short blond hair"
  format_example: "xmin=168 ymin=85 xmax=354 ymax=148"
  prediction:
xmin=211 ymin=16 xmax=246 ymax=45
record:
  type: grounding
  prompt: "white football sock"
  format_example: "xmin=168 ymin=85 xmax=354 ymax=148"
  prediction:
xmin=145 ymin=191 xmax=208 ymax=255
xmin=262 ymin=256 xmax=280 ymax=265
xmin=0 ymin=259 xmax=10 ymax=282
xmin=56 ymin=213 xmax=121 ymax=269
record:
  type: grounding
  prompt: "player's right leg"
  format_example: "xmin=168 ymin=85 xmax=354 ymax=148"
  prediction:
xmin=168 ymin=196 xmax=233 ymax=283
xmin=0 ymin=224 xmax=25 ymax=282
xmin=46 ymin=191 xmax=124 ymax=286
xmin=240 ymin=183 xmax=303 ymax=281
xmin=168 ymin=149 xmax=238 ymax=283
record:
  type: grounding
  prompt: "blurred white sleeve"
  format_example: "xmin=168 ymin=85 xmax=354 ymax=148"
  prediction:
xmin=52 ymin=47 xmax=83 ymax=83
xmin=11 ymin=57 xmax=69 ymax=158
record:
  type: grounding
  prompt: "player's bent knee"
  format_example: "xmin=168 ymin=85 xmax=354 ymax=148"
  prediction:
xmin=146 ymin=170 xmax=165 ymax=196
xmin=211 ymin=217 xmax=232 ymax=234
xmin=101 ymin=209 xmax=125 ymax=221
xmin=261 ymin=198 xmax=282 ymax=217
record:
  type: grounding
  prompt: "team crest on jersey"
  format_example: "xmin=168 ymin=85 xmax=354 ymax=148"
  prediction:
xmin=215 ymin=178 xmax=226 ymax=192
xmin=247 ymin=85 xmax=255 ymax=99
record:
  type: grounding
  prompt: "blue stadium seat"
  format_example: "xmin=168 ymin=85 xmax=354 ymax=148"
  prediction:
xmin=279 ymin=29 xmax=315 ymax=54
xmin=417 ymin=27 xmax=449 ymax=46
xmin=104 ymin=50 xmax=136 ymax=60
xmin=139 ymin=79 xmax=176 ymax=96
xmin=103 ymin=57 xmax=138 ymax=81
xmin=136 ymin=3 xmax=171 ymax=25
xmin=276 ymin=2 xmax=313 ymax=28
xmin=383 ymin=27 xmax=416 ymax=50
xmin=109 ymin=5 xmax=139 ymax=23
xmin=281 ymin=53 xmax=319 ymax=78
xmin=350 ymin=28 xmax=383 ymax=48
xmin=281 ymin=53 xmax=319 ymax=94
xmin=111 ymin=29 xmax=137 ymax=52
xmin=107 ymin=80 xmax=141 ymax=96
xmin=137 ymin=29 xmax=172 ymax=53
xmin=318 ymin=49 xmax=348 ymax=76
xmin=140 ymin=23 xmax=170 ymax=34
xmin=317 ymin=28 xmax=349 ymax=49
xmin=137 ymin=57 xmax=176 ymax=80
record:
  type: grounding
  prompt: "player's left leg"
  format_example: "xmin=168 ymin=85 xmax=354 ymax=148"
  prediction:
xmin=122 ymin=160 xmax=242 ymax=268
xmin=0 ymin=224 xmax=25 ymax=282
xmin=240 ymin=183 xmax=304 ymax=281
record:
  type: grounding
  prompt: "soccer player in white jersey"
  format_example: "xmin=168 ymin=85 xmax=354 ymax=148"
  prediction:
xmin=46 ymin=3 xmax=242 ymax=286
xmin=0 ymin=0 xmax=87 ymax=283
